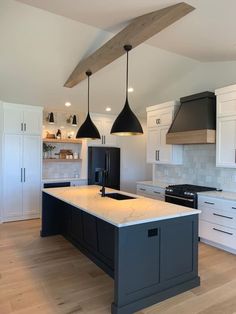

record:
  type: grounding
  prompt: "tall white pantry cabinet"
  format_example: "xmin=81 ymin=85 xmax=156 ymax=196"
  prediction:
xmin=0 ymin=102 xmax=43 ymax=222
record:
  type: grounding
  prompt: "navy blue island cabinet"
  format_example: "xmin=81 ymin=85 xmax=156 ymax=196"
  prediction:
xmin=41 ymin=191 xmax=200 ymax=314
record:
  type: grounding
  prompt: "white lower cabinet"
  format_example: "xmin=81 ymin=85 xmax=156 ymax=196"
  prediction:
xmin=198 ymin=195 xmax=236 ymax=253
xmin=136 ymin=184 xmax=165 ymax=201
xmin=2 ymin=134 xmax=42 ymax=221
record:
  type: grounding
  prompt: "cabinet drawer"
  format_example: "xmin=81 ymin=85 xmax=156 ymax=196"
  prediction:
xmin=136 ymin=185 xmax=165 ymax=201
xmin=199 ymin=220 xmax=236 ymax=249
xmin=217 ymin=92 xmax=236 ymax=116
xmin=198 ymin=196 xmax=236 ymax=213
xmin=200 ymin=207 xmax=236 ymax=229
xmin=147 ymin=109 xmax=172 ymax=128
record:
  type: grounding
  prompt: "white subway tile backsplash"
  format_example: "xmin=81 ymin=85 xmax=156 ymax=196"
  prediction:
xmin=154 ymin=144 xmax=236 ymax=192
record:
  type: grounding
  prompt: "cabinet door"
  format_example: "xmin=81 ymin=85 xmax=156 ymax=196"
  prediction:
xmin=217 ymin=117 xmax=236 ymax=167
xmin=69 ymin=207 xmax=83 ymax=243
xmin=147 ymin=108 xmax=173 ymax=128
xmin=3 ymin=135 xmax=23 ymax=219
xmin=159 ymin=126 xmax=172 ymax=164
xmin=82 ymin=212 xmax=98 ymax=251
xmin=23 ymin=109 xmax=42 ymax=135
xmin=103 ymin=118 xmax=117 ymax=146
xmin=97 ymin=219 xmax=115 ymax=268
xmin=88 ymin=116 xmax=103 ymax=146
xmin=3 ymin=106 xmax=24 ymax=134
xmin=147 ymin=128 xmax=159 ymax=163
xmin=22 ymin=136 xmax=41 ymax=216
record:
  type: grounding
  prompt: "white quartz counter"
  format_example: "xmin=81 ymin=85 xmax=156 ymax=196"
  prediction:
xmin=43 ymin=185 xmax=200 ymax=227
xmin=198 ymin=190 xmax=236 ymax=201
xmin=136 ymin=181 xmax=168 ymax=189
xmin=42 ymin=178 xmax=87 ymax=184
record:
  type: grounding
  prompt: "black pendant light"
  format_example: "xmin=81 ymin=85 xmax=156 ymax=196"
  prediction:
xmin=72 ymin=115 xmax=77 ymax=126
xmin=76 ymin=71 xmax=101 ymax=140
xmin=111 ymin=45 xmax=143 ymax=136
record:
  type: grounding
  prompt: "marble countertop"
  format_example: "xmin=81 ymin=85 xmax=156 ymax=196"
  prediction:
xmin=43 ymin=185 xmax=200 ymax=227
xmin=42 ymin=177 xmax=87 ymax=183
xmin=136 ymin=181 xmax=168 ymax=189
xmin=198 ymin=190 xmax=236 ymax=201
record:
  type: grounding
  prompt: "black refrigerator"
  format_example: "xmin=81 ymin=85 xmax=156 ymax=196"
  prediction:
xmin=88 ymin=147 xmax=120 ymax=190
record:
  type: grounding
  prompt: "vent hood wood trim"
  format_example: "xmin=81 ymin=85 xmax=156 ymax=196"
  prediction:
xmin=64 ymin=2 xmax=195 ymax=88
xmin=166 ymin=129 xmax=216 ymax=145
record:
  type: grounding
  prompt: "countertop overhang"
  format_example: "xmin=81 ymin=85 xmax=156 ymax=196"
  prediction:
xmin=42 ymin=185 xmax=201 ymax=227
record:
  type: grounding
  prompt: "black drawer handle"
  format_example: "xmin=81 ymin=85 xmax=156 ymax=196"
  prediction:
xmin=232 ymin=207 xmax=236 ymax=210
xmin=148 ymin=228 xmax=158 ymax=237
xmin=139 ymin=188 xmax=146 ymax=191
xmin=153 ymin=191 xmax=161 ymax=194
xmin=204 ymin=201 xmax=215 ymax=205
xmin=213 ymin=228 xmax=233 ymax=236
xmin=213 ymin=213 xmax=233 ymax=220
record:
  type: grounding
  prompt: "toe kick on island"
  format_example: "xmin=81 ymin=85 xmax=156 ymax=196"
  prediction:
xmin=41 ymin=187 xmax=200 ymax=314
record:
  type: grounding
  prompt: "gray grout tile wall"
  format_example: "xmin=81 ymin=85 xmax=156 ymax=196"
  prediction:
xmin=154 ymin=145 xmax=236 ymax=192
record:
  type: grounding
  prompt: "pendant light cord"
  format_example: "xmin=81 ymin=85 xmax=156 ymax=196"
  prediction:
xmin=88 ymin=74 xmax=90 ymax=113
xmin=126 ymin=49 xmax=129 ymax=100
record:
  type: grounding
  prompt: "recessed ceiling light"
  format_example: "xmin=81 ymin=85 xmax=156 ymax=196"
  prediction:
xmin=128 ymin=87 xmax=134 ymax=93
xmin=65 ymin=102 xmax=71 ymax=107
xmin=105 ymin=107 xmax=111 ymax=112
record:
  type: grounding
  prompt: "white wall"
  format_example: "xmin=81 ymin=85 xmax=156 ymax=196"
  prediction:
xmin=118 ymin=121 xmax=152 ymax=193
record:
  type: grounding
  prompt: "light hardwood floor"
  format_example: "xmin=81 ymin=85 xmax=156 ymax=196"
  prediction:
xmin=0 ymin=219 xmax=236 ymax=314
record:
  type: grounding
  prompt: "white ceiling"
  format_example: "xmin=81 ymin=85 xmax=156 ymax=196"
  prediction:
xmin=16 ymin=0 xmax=236 ymax=62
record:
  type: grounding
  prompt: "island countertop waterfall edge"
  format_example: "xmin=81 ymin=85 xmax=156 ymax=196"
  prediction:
xmin=41 ymin=185 xmax=200 ymax=314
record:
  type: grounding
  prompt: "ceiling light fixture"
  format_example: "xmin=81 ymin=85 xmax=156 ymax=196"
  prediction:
xmin=106 ymin=107 xmax=111 ymax=112
xmin=111 ymin=45 xmax=143 ymax=136
xmin=128 ymin=87 xmax=134 ymax=93
xmin=76 ymin=71 xmax=101 ymax=140
xmin=65 ymin=102 xmax=71 ymax=107
xmin=48 ymin=112 xmax=55 ymax=124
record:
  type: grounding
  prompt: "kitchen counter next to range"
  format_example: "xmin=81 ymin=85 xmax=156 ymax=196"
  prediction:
xmin=43 ymin=185 xmax=200 ymax=227
xmin=41 ymin=185 xmax=200 ymax=314
xmin=198 ymin=190 xmax=236 ymax=201
xmin=136 ymin=180 xmax=169 ymax=189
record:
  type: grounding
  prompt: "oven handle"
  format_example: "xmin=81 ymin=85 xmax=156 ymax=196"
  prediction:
xmin=165 ymin=194 xmax=194 ymax=202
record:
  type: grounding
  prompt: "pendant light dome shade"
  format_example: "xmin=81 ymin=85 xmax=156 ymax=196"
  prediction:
xmin=76 ymin=71 xmax=101 ymax=140
xmin=76 ymin=113 xmax=100 ymax=139
xmin=111 ymin=45 xmax=143 ymax=136
xmin=110 ymin=98 xmax=143 ymax=135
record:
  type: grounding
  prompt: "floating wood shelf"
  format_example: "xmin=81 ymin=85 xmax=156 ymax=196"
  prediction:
xmin=43 ymin=158 xmax=81 ymax=163
xmin=43 ymin=138 xmax=82 ymax=144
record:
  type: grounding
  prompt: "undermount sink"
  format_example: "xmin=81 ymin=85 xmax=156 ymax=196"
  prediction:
xmin=105 ymin=193 xmax=136 ymax=200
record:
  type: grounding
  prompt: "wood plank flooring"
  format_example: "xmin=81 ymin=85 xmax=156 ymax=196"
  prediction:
xmin=0 ymin=219 xmax=236 ymax=314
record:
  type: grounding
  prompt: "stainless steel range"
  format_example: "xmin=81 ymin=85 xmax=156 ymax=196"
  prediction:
xmin=165 ymin=184 xmax=217 ymax=209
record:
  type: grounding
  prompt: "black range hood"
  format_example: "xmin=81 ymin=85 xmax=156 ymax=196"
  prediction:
xmin=166 ymin=92 xmax=216 ymax=145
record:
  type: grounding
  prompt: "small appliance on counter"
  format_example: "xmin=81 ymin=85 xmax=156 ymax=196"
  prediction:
xmin=165 ymin=184 xmax=217 ymax=208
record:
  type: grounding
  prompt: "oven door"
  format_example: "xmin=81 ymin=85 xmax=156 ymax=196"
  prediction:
xmin=165 ymin=194 xmax=196 ymax=208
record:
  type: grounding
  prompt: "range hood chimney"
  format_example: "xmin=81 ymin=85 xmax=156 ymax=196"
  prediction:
xmin=166 ymin=92 xmax=216 ymax=145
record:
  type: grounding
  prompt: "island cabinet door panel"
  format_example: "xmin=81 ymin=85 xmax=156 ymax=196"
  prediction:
xmin=115 ymin=222 xmax=161 ymax=303
xmin=160 ymin=216 xmax=198 ymax=286
xmin=68 ymin=207 xmax=83 ymax=243
xmin=82 ymin=212 xmax=98 ymax=251
xmin=97 ymin=219 xmax=115 ymax=268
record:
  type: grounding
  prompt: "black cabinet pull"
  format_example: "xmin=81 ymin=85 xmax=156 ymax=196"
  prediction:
xmin=204 ymin=201 xmax=215 ymax=205
xmin=20 ymin=168 xmax=23 ymax=182
xmin=148 ymin=228 xmax=158 ymax=237
xmin=24 ymin=123 xmax=26 ymax=132
xmin=21 ymin=123 xmax=23 ymax=132
xmin=213 ymin=228 xmax=233 ymax=236
xmin=213 ymin=213 xmax=233 ymax=220
xmin=104 ymin=135 xmax=106 ymax=145
xmin=155 ymin=150 xmax=158 ymax=161
xmin=232 ymin=207 xmax=236 ymax=210
xmin=153 ymin=191 xmax=161 ymax=194
xmin=140 ymin=188 xmax=146 ymax=191
xmin=24 ymin=168 xmax=26 ymax=182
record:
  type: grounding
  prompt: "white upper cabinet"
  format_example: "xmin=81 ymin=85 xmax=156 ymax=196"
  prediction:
xmin=216 ymin=85 xmax=236 ymax=168
xmin=3 ymin=103 xmax=42 ymax=135
xmin=146 ymin=101 xmax=183 ymax=165
xmin=88 ymin=114 xmax=117 ymax=147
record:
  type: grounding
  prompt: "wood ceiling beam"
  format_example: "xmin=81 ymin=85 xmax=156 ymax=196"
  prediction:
xmin=64 ymin=2 xmax=195 ymax=88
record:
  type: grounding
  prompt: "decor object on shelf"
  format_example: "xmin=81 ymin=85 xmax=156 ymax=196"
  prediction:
xmin=76 ymin=71 xmax=101 ymax=140
xmin=56 ymin=129 xmax=62 ymax=139
xmin=46 ymin=131 xmax=56 ymax=139
xmin=43 ymin=143 xmax=55 ymax=159
xmin=66 ymin=114 xmax=78 ymax=126
xmin=64 ymin=3 xmax=194 ymax=87
xmin=111 ymin=45 xmax=143 ymax=136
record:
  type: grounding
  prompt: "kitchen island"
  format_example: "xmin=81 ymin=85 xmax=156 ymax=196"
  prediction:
xmin=41 ymin=185 xmax=200 ymax=314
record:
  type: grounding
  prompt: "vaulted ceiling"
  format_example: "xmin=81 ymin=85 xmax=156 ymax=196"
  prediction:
xmin=1 ymin=0 xmax=236 ymax=115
